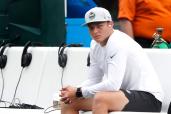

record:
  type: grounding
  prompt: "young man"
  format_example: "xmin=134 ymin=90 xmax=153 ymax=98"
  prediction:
xmin=60 ymin=7 xmax=163 ymax=114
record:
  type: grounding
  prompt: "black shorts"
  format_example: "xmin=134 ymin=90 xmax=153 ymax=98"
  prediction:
xmin=121 ymin=90 xmax=162 ymax=112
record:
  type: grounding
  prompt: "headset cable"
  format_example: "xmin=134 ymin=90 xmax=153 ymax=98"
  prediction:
xmin=0 ymin=69 xmax=4 ymax=103
xmin=10 ymin=67 xmax=24 ymax=106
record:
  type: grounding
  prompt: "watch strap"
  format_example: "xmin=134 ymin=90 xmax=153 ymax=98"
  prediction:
xmin=76 ymin=87 xmax=83 ymax=98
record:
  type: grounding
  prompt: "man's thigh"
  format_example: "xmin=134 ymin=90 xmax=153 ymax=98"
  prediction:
xmin=94 ymin=91 xmax=129 ymax=111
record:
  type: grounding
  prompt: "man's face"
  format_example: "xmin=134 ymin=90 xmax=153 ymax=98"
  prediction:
xmin=87 ymin=21 xmax=113 ymax=46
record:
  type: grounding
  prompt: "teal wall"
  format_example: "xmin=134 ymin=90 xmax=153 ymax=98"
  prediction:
xmin=41 ymin=0 xmax=66 ymax=46
xmin=0 ymin=0 xmax=65 ymax=46
xmin=0 ymin=0 xmax=9 ymax=41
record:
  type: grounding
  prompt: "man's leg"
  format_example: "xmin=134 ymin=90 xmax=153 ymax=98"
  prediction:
xmin=92 ymin=90 xmax=129 ymax=114
xmin=61 ymin=98 xmax=93 ymax=114
xmin=61 ymin=90 xmax=128 ymax=114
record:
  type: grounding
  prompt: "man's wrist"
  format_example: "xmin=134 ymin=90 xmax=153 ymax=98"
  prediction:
xmin=76 ymin=87 xmax=83 ymax=98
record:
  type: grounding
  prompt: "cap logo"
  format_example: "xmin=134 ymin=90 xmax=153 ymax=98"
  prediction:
xmin=88 ymin=12 xmax=95 ymax=20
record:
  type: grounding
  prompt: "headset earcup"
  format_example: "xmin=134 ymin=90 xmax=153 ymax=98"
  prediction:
xmin=62 ymin=54 xmax=67 ymax=67
xmin=168 ymin=102 xmax=171 ymax=114
xmin=58 ymin=53 xmax=67 ymax=68
xmin=0 ymin=55 xmax=7 ymax=69
xmin=21 ymin=53 xmax=32 ymax=67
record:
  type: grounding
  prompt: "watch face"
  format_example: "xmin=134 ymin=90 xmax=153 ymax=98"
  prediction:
xmin=76 ymin=88 xmax=83 ymax=98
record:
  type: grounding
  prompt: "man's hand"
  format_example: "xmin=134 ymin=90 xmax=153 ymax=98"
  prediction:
xmin=60 ymin=86 xmax=77 ymax=104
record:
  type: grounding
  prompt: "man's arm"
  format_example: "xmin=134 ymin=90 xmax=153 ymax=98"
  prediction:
xmin=119 ymin=18 xmax=134 ymax=38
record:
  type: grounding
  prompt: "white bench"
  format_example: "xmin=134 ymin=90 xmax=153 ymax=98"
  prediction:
xmin=0 ymin=47 xmax=171 ymax=114
xmin=39 ymin=48 xmax=171 ymax=114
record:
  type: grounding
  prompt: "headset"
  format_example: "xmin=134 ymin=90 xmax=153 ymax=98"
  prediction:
xmin=21 ymin=41 xmax=32 ymax=68
xmin=57 ymin=43 xmax=84 ymax=68
xmin=58 ymin=43 xmax=68 ymax=68
xmin=10 ymin=41 xmax=32 ymax=106
xmin=58 ymin=43 xmax=83 ymax=88
xmin=0 ymin=43 xmax=14 ymax=69
xmin=0 ymin=43 xmax=13 ymax=105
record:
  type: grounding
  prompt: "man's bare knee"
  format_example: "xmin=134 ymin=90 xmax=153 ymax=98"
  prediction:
xmin=94 ymin=92 xmax=107 ymax=104
xmin=93 ymin=92 xmax=108 ymax=107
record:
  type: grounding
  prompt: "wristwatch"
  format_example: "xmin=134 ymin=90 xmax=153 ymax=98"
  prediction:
xmin=76 ymin=87 xmax=83 ymax=98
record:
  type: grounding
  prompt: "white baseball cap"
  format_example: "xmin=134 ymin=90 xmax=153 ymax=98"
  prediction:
xmin=83 ymin=7 xmax=112 ymax=26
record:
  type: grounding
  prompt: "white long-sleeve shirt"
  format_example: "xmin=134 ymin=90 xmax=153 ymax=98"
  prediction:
xmin=81 ymin=30 xmax=163 ymax=102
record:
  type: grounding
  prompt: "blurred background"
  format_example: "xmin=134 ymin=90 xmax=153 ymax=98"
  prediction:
xmin=0 ymin=0 xmax=118 ymax=46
